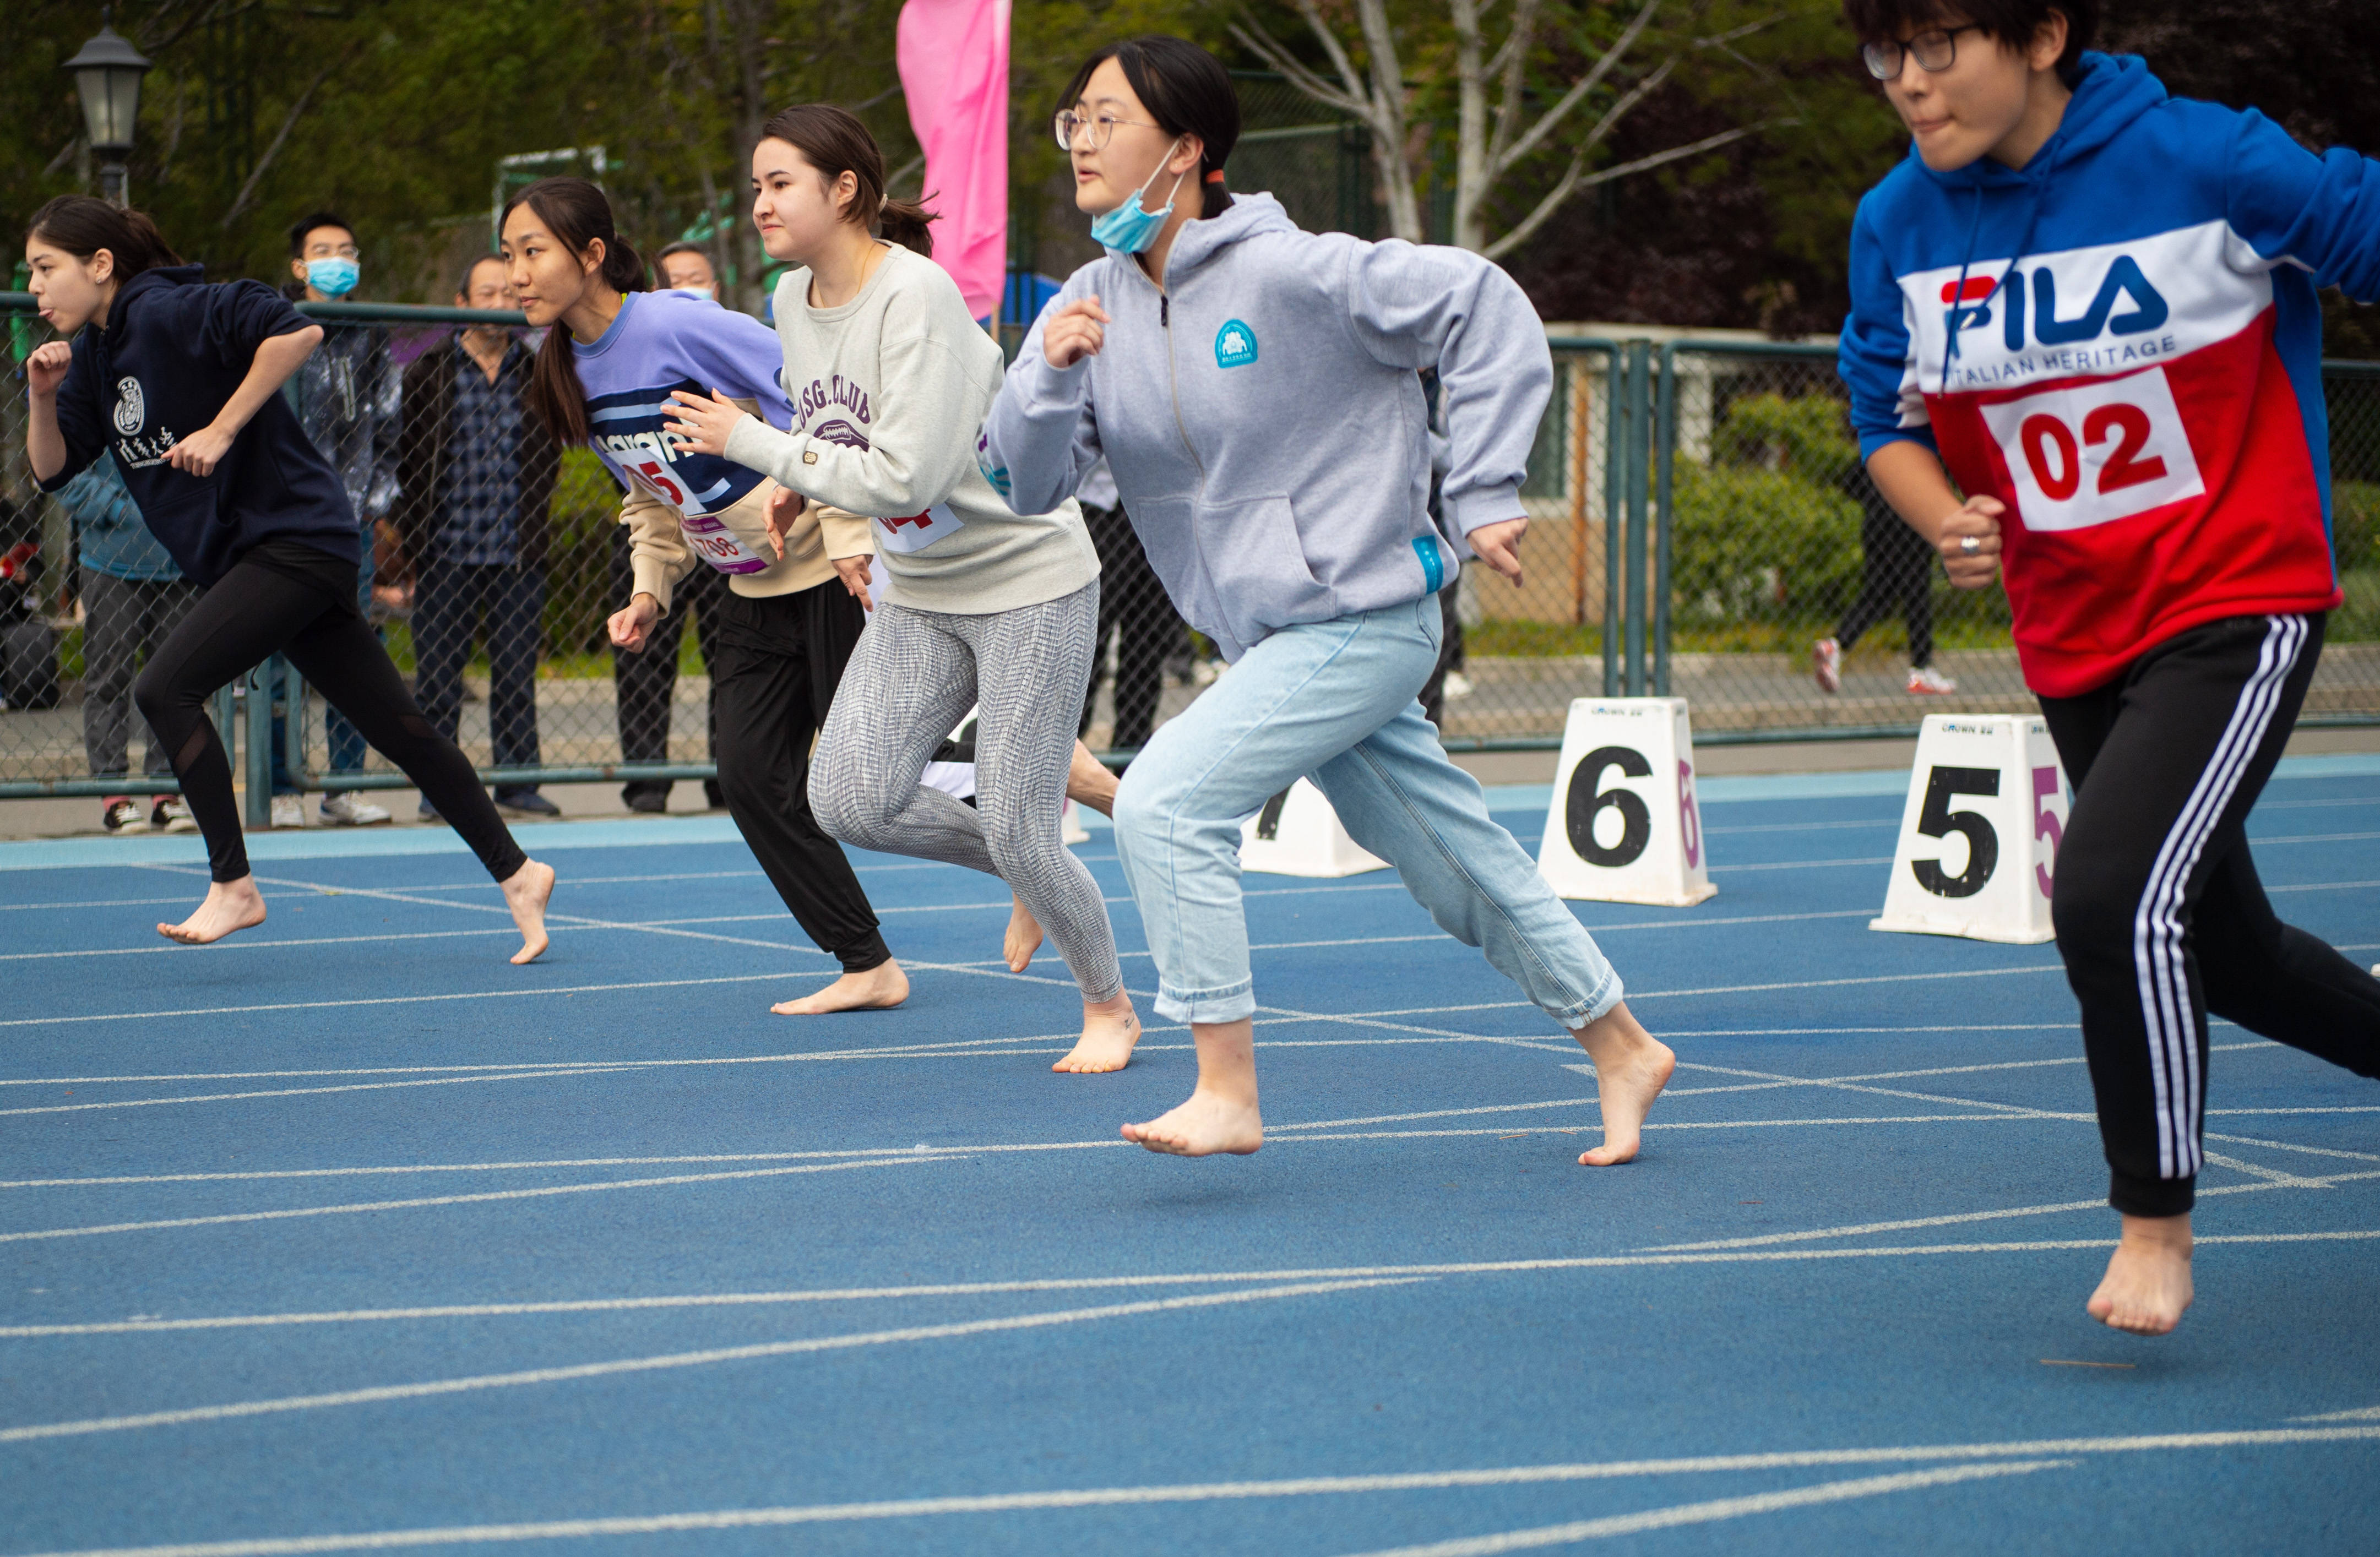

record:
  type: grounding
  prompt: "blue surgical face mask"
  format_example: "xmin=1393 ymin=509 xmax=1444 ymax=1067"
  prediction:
xmin=1089 ymin=139 xmax=1188 ymax=254
xmin=306 ymin=257 xmax=360 ymax=298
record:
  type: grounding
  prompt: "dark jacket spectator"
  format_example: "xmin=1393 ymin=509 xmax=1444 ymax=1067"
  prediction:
xmin=394 ymin=334 xmax=557 ymax=576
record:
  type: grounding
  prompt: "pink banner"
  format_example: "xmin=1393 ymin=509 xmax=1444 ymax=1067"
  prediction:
xmin=896 ymin=0 xmax=1009 ymax=321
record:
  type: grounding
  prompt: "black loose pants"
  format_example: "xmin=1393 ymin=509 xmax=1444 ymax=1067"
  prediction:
xmin=705 ymin=581 xmax=889 ymax=973
xmin=134 ymin=554 xmax=528 ymax=885
xmin=2042 ymin=613 xmax=2380 ymax=1216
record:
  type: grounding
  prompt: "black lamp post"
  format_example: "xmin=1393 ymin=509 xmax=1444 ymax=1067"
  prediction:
xmin=63 ymin=19 xmax=153 ymax=209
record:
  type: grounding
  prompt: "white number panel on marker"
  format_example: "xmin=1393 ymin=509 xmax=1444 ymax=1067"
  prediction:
xmin=1239 ymin=777 xmax=1387 ymax=878
xmin=1537 ymin=697 xmax=1716 ymax=907
xmin=1977 ymin=364 xmax=2205 ymax=533
xmin=873 ymin=502 xmax=967 ymax=556
xmin=1872 ymin=713 xmax=2069 ymax=945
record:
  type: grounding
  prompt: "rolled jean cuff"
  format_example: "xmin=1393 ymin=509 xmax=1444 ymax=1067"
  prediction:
xmin=1547 ymin=968 xmax=1626 ymax=1031
xmin=2109 ymin=1169 xmax=2194 ymax=1218
xmin=1154 ymin=975 xmax=1256 ymax=1026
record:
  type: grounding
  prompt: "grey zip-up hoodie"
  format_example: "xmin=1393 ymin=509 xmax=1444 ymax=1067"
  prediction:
xmin=979 ymin=193 xmax=1550 ymax=661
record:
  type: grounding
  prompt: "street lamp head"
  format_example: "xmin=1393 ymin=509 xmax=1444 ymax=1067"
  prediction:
xmin=62 ymin=21 xmax=152 ymax=159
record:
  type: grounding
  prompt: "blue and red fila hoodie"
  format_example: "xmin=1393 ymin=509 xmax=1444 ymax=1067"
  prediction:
xmin=1841 ymin=52 xmax=2380 ymax=696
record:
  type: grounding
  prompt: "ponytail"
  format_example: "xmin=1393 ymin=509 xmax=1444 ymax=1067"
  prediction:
xmin=25 ymin=195 xmax=181 ymax=284
xmin=501 ymin=176 xmax=646 ymax=447
xmin=759 ymin=103 xmax=937 ymax=257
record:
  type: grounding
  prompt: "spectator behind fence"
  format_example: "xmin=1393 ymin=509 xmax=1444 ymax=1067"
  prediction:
xmin=1072 ymin=455 xmax=1182 ymax=755
xmin=1812 ymin=458 xmax=1957 ymax=698
xmin=607 ymin=239 xmax=729 ymax=813
xmin=278 ymin=209 xmax=403 ymax=825
xmin=60 ymin=450 xmax=198 ymax=835
xmin=394 ymin=254 xmax=561 ymax=820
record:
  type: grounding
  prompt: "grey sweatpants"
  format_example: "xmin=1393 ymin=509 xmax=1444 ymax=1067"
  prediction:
xmin=81 ymin=572 xmax=201 ymax=779
xmin=811 ymin=580 xmax=1122 ymax=1003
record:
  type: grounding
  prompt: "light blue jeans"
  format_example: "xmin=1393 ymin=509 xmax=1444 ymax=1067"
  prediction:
xmin=1112 ymin=595 xmax=1624 ymax=1028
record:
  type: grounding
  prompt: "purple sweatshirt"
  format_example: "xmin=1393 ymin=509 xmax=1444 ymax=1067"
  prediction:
xmin=570 ymin=290 xmax=796 ymax=516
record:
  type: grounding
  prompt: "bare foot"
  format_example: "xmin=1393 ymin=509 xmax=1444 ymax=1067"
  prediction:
xmin=158 ymin=877 xmax=268 ymax=945
xmin=1055 ymin=993 xmax=1140 ymax=1073
xmin=1123 ymin=1088 xmax=1263 ymax=1156
xmin=501 ymin=859 xmax=556 ymax=965
xmin=773 ymin=959 xmax=910 ymax=1016
xmin=1067 ymin=741 xmax=1118 ymax=817
xmin=2088 ymin=1213 xmax=2194 ymax=1335
xmin=1571 ymin=1000 xmax=1675 ymax=1166
xmin=1005 ymin=894 xmax=1044 ymax=972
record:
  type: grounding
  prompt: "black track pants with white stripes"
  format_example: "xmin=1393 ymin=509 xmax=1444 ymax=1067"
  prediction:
xmin=2041 ymin=612 xmax=2380 ymax=1217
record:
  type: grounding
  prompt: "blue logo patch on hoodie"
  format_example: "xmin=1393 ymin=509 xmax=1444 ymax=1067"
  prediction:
xmin=1215 ymin=319 xmax=1258 ymax=369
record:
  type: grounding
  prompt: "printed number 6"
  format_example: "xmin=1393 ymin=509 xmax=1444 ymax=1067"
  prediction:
xmin=1567 ymin=746 xmax=1652 ymax=868
xmin=1912 ymin=765 xmax=1999 ymax=899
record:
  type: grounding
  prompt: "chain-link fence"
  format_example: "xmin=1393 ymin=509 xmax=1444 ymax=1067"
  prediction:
xmin=5 ymin=295 xmax=2379 ymax=823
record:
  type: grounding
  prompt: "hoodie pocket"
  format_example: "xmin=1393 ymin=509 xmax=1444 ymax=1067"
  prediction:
xmin=1193 ymin=494 xmax=1333 ymax=649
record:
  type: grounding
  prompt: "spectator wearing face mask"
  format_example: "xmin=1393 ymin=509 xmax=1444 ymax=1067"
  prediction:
xmin=273 ymin=209 xmax=401 ymax=826
xmin=606 ymin=239 xmax=729 ymax=812
xmin=394 ymin=254 xmax=562 ymax=821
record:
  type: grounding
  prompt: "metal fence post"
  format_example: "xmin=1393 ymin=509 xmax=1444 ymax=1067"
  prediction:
xmin=1654 ymin=344 xmax=1680 ymax=698
xmin=1623 ymin=341 xmax=1652 ymax=698
xmin=1602 ymin=347 xmax=1626 ymax=698
xmin=285 ymin=667 xmax=309 ymax=789
xmin=244 ymin=658 xmax=276 ymax=829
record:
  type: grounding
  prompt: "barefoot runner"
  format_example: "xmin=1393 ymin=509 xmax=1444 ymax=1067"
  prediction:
xmin=1839 ymin=0 xmax=2380 ymax=1333
xmin=22 ymin=197 xmax=554 ymax=961
xmin=499 ymin=177 xmax=904 ymax=1015
xmin=980 ymin=37 xmax=1675 ymax=1159
xmin=664 ymin=106 xmax=1140 ymax=1073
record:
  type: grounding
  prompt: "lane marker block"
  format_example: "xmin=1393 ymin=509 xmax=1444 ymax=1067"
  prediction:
xmin=1872 ymin=712 xmax=2069 ymax=945
xmin=1537 ymin=697 xmax=1716 ymax=907
xmin=1239 ymin=778 xmax=1387 ymax=878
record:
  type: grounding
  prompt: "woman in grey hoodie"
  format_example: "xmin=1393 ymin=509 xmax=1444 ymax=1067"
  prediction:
xmin=980 ymin=36 xmax=1676 ymax=1162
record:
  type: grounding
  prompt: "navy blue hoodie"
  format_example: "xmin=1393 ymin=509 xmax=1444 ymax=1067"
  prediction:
xmin=35 ymin=264 xmax=360 ymax=588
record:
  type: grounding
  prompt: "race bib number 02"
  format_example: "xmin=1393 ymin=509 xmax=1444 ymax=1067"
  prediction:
xmin=874 ymin=502 xmax=966 ymax=556
xmin=1978 ymin=365 xmax=2205 ymax=533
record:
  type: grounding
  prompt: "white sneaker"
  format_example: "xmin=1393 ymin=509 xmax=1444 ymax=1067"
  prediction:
xmin=1812 ymin=637 xmax=1842 ymax=694
xmin=101 ymin=798 xmax=148 ymax=835
xmin=1443 ymin=671 xmax=1475 ymax=699
xmin=270 ymin=793 xmax=306 ymax=829
xmin=1906 ymin=665 xmax=1958 ymax=695
xmin=319 ymin=792 xmax=392 ymax=827
xmin=152 ymin=797 xmax=198 ymax=834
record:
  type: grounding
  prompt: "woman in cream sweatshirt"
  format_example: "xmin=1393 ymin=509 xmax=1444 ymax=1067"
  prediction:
xmin=663 ymin=105 xmax=1138 ymax=1073
xmin=501 ymin=175 xmax=904 ymax=1017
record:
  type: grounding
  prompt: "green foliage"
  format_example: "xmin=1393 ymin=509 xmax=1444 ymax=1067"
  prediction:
xmin=2332 ymin=478 xmax=2380 ymax=571
xmin=1671 ymin=393 xmax=1861 ymax=627
xmin=543 ymin=448 xmax=625 ymax=662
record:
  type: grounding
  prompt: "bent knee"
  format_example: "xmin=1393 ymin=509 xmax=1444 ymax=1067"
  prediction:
xmin=808 ymin=774 xmax=895 ymax=849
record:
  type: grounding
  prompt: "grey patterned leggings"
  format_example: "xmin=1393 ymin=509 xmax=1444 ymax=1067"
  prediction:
xmin=811 ymin=580 xmax=1122 ymax=1003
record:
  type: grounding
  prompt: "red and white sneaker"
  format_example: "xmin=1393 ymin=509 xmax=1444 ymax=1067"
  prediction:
xmin=1906 ymin=666 xmax=1958 ymax=695
xmin=1812 ymin=637 xmax=1842 ymax=694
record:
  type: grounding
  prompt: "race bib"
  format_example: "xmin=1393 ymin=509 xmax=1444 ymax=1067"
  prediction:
xmin=1978 ymin=365 xmax=2205 ymax=533
xmin=874 ymin=502 xmax=967 ymax=555
xmin=621 ymin=455 xmax=717 ymax=518
xmin=678 ymin=510 xmax=771 ymax=575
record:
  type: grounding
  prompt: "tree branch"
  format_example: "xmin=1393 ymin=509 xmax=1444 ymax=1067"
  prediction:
xmin=1490 ymin=0 xmax=1664 ymax=179
xmin=218 ymin=46 xmax=356 ymax=231
xmin=1226 ymin=17 xmax=1370 ymax=122
xmin=1482 ymin=120 xmax=1775 ymax=261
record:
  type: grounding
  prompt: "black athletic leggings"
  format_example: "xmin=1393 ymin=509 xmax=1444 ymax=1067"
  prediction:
xmin=134 ymin=553 xmax=529 ymax=885
xmin=2042 ymin=612 xmax=2380 ymax=1217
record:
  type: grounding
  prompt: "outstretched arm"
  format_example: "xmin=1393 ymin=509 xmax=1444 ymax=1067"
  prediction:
xmin=167 ymin=325 xmax=323 ymax=478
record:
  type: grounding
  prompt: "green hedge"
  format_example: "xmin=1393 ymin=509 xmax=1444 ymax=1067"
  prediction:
xmin=1671 ymin=393 xmax=1862 ymax=628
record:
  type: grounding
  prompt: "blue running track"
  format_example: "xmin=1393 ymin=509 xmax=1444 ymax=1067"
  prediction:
xmin=2 ymin=760 xmax=2377 ymax=1555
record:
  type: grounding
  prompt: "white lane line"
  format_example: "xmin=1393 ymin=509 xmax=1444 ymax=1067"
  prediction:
xmin=0 ymin=1277 xmax=1421 ymax=1446
xmin=2199 ymin=1152 xmax=2337 ymax=1190
xmin=14 ymin=1425 xmax=2380 ymax=1557
xmin=0 ymin=1068 xmax=645 ymax=1119
xmin=0 ymin=928 xmax=525 ymax=963
xmin=2203 ymin=1133 xmax=2380 ymax=1165
xmin=12 ymin=1231 xmax=2380 ymax=1343
xmin=1703 ymin=818 xmax=1896 ymax=836
xmin=0 ymin=1156 xmax=950 ymax=1245
xmin=1707 ymin=856 xmax=1895 ymax=874
xmin=0 ymin=897 xmax=194 ymax=912
xmin=1331 ymin=1461 xmax=2075 ymax=1556
xmin=0 ymin=973 xmax=801 ymax=1029
xmin=1673 ymin=1060 xmax=2088 ymax=1122
xmin=2294 ymin=1405 xmax=2380 ymax=1422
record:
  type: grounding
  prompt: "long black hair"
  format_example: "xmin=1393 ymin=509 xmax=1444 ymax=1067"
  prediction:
xmin=1059 ymin=36 xmax=1241 ymax=217
xmin=24 ymin=195 xmax=181 ymax=285
xmin=758 ymin=102 xmax=937 ymax=255
xmin=501 ymin=177 xmax=646 ymax=447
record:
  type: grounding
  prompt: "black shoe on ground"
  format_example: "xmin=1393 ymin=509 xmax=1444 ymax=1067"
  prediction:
xmin=495 ymin=788 xmax=562 ymax=819
xmin=622 ymin=782 xmax=671 ymax=813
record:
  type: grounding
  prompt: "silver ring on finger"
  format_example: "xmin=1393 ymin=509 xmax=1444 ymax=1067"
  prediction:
xmin=1959 ymin=535 xmax=1981 ymax=555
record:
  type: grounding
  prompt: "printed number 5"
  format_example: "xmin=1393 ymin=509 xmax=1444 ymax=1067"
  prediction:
xmin=1912 ymin=765 xmax=1999 ymax=899
xmin=634 ymin=460 xmax=686 ymax=507
xmin=2031 ymin=765 xmax=2063 ymax=899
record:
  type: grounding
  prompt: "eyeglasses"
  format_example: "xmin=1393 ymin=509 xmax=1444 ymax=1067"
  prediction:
xmin=1862 ymin=23 xmax=1985 ymax=80
xmin=1053 ymin=110 xmax=1161 ymax=151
